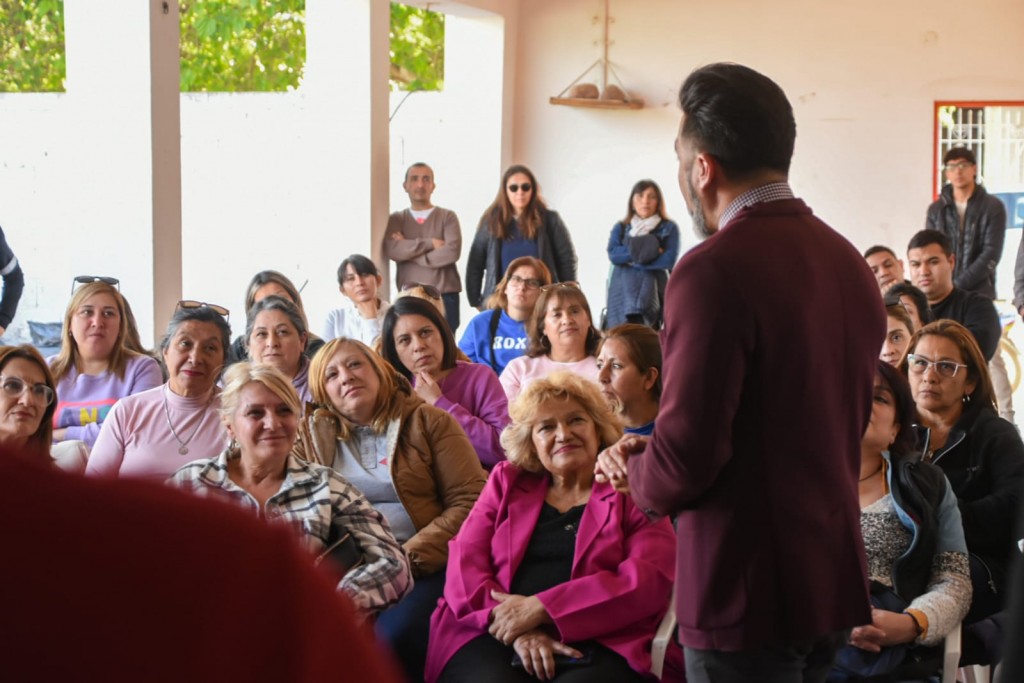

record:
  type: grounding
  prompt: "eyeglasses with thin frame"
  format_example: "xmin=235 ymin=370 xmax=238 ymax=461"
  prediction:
xmin=71 ymin=275 xmax=120 ymax=295
xmin=906 ymin=354 xmax=969 ymax=378
xmin=507 ymin=183 xmax=532 ymax=194
xmin=508 ymin=275 xmax=542 ymax=290
xmin=944 ymin=161 xmax=974 ymax=172
xmin=176 ymin=300 xmax=230 ymax=319
xmin=400 ymin=283 xmax=442 ymax=301
xmin=0 ymin=375 xmax=55 ymax=406
xmin=539 ymin=281 xmax=580 ymax=293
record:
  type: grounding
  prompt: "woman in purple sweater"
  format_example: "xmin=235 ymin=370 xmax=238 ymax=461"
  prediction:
xmin=48 ymin=280 xmax=162 ymax=449
xmin=381 ymin=297 xmax=509 ymax=468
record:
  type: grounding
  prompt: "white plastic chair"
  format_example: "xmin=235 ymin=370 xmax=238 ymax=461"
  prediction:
xmin=650 ymin=585 xmax=676 ymax=680
xmin=50 ymin=439 xmax=88 ymax=474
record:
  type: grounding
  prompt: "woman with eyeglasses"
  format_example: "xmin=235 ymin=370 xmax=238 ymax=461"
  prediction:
xmin=48 ymin=279 xmax=163 ymax=450
xmin=227 ymin=270 xmax=324 ymax=365
xmin=902 ymin=320 xmax=1024 ymax=624
xmin=880 ymin=304 xmax=914 ymax=368
xmin=87 ymin=303 xmax=232 ymax=480
xmin=246 ymin=296 xmax=313 ymax=404
xmin=296 ymin=337 xmax=486 ymax=682
xmin=459 ymin=257 xmax=553 ymax=376
xmin=381 ymin=297 xmax=509 ymax=468
xmin=604 ymin=180 xmax=680 ymax=330
xmin=500 ymin=282 xmax=601 ymax=403
xmin=321 ymin=255 xmax=390 ymax=346
xmin=465 ymin=165 xmax=577 ymax=310
xmin=0 ymin=345 xmax=57 ymax=461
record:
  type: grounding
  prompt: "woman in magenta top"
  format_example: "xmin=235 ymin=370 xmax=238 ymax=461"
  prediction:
xmin=48 ymin=280 xmax=162 ymax=449
xmin=425 ymin=372 xmax=676 ymax=682
xmin=381 ymin=296 xmax=509 ymax=468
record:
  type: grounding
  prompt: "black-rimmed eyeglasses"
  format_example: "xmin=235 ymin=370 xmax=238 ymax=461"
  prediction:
xmin=176 ymin=299 xmax=230 ymax=320
xmin=71 ymin=275 xmax=119 ymax=295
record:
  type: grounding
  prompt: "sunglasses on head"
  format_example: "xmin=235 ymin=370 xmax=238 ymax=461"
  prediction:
xmin=400 ymin=283 xmax=442 ymax=301
xmin=72 ymin=275 xmax=120 ymax=294
xmin=539 ymin=281 xmax=581 ymax=293
xmin=176 ymin=299 xmax=230 ymax=319
xmin=507 ymin=183 xmax=532 ymax=194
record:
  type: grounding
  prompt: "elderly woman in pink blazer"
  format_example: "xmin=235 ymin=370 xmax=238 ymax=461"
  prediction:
xmin=425 ymin=372 xmax=678 ymax=683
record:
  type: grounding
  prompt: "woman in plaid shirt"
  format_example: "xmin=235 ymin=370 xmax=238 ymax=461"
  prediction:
xmin=169 ymin=361 xmax=412 ymax=616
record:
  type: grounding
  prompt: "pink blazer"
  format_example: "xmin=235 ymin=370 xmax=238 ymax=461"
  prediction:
xmin=425 ymin=461 xmax=675 ymax=682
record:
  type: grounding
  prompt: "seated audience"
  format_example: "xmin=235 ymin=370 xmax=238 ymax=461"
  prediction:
xmin=829 ymin=361 xmax=970 ymax=681
xmin=500 ymin=282 xmax=601 ymax=402
xmin=49 ymin=279 xmax=162 ymax=449
xmin=87 ymin=302 xmax=231 ymax=480
xmin=246 ymin=295 xmax=313 ymax=403
xmin=880 ymin=304 xmax=914 ymax=368
xmin=605 ymin=179 xmax=680 ymax=329
xmin=228 ymin=270 xmax=324 ymax=364
xmin=885 ymin=282 xmax=934 ymax=333
xmin=381 ymin=297 xmax=509 ymax=468
xmin=425 ymin=372 xmax=677 ymax=683
xmin=596 ymin=324 xmax=661 ymax=436
xmin=322 ymin=255 xmax=390 ymax=345
xmin=296 ymin=337 xmax=486 ymax=681
xmin=0 ymin=345 xmax=56 ymax=462
xmin=903 ymin=320 xmax=1024 ymax=622
xmin=169 ymin=361 xmax=411 ymax=616
xmin=863 ymin=245 xmax=908 ymax=293
xmin=460 ymin=256 xmax=552 ymax=375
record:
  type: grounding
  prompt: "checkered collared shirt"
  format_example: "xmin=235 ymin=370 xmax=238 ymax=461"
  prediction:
xmin=719 ymin=181 xmax=795 ymax=230
xmin=170 ymin=451 xmax=412 ymax=613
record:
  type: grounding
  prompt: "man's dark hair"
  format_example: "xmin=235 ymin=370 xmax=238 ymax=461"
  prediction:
xmin=943 ymin=147 xmax=977 ymax=166
xmin=863 ymin=245 xmax=897 ymax=260
xmin=677 ymin=63 xmax=796 ymax=180
xmin=907 ymin=229 xmax=953 ymax=257
xmin=404 ymin=162 xmax=432 ymax=182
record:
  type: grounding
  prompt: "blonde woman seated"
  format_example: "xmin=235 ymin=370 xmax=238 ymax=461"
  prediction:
xmin=296 ymin=337 xmax=486 ymax=681
xmin=169 ymin=362 xmax=411 ymax=617
xmin=828 ymin=361 xmax=971 ymax=681
xmin=499 ymin=283 xmax=601 ymax=402
xmin=426 ymin=372 xmax=678 ymax=683
xmin=49 ymin=279 xmax=162 ymax=449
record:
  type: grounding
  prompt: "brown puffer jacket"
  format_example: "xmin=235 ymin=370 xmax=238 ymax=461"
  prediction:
xmin=295 ymin=389 xmax=487 ymax=578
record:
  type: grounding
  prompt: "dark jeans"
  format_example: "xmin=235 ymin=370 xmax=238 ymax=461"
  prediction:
xmin=685 ymin=630 xmax=848 ymax=683
xmin=376 ymin=570 xmax=446 ymax=683
xmin=439 ymin=634 xmax=644 ymax=683
xmin=442 ymin=292 xmax=460 ymax=333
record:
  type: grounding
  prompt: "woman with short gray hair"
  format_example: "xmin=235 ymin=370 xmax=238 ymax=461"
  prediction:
xmin=87 ymin=301 xmax=231 ymax=480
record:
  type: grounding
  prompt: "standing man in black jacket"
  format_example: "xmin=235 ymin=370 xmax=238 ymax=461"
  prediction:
xmin=908 ymin=229 xmax=1000 ymax=361
xmin=0 ymin=226 xmax=25 ymax=339
xmin=928 ymin=147 xmax=1012 ymax=421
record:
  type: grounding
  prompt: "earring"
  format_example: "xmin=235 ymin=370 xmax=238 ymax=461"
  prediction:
xmin=963 ymin=393 xmax=972 ymax=404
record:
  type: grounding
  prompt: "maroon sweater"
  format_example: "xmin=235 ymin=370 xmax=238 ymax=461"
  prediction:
xmin=629 ymin=198 xmax=885 ymax=651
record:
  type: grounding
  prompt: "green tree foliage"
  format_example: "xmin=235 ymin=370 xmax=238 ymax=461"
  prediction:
xmin=0 ymin=0 xmax=66 ymax=92
xmin=390 ymin=2 xmax=443 ymax=91
xmin=179 ymin=0 xmax=305 ymax=92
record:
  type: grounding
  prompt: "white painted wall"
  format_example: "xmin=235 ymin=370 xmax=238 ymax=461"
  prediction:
xmin=510 ymin=0 xmax=1024 ymax=304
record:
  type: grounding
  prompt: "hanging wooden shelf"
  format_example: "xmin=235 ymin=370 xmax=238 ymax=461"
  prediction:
xmin=550 ymin=1 xmax=643 ymax=111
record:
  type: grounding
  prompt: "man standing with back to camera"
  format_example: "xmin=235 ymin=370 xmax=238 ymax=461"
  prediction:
xmin=597 ymin=63 xmax=885 ymax=682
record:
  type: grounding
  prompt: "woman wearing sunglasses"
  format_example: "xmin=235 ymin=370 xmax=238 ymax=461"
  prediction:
xmin=604 ymin=180 xmax=680 ymax=330
xmin=500 ymin=282 xmax=601 ymax=402
xmin=465 ymin=165 xmax=577 ymax=311
xmin=87 ymin=302 xmax=231 ymax=480
xmin=903 ymin=320 xmax=1024 ymax=625
xmin=0 ymin=345 xmax=57 ymax=461
xmin=48 ymin=278 xmax=163 ymax=450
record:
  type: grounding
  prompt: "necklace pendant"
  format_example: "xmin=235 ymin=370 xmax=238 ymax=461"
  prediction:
xmin=178 ymin=445 xmax=189 ymax=456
